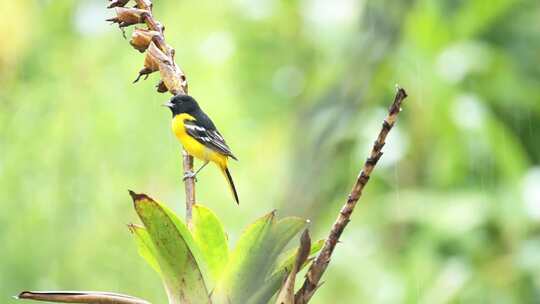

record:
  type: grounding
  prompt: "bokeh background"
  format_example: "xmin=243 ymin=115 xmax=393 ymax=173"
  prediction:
xmin=2 ymin=0 xmax=540 ymax=303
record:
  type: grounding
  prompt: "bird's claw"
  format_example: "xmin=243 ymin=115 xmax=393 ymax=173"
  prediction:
xmin=183 ymin=171 xmax=197 ymax=182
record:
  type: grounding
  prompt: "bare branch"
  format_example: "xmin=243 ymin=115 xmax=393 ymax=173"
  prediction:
xmin=295 ymin=87 xmax=408 ymax=304
xmin=16 ymin=291 xmax=150 ymax=304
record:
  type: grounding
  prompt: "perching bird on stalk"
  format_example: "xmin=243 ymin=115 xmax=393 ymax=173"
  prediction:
xmin=163 ymin=94 xmax=239 ymax=204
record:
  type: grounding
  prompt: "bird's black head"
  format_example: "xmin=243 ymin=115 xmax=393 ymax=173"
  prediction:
xmin=163 ymin=94 xmax=200 ymax=116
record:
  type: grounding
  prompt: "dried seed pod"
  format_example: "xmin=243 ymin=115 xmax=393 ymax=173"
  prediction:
xmin=162 ymin=42 xmax=175 ymax=59
xmin=130 ymin=28 xmax=160 ymax=52
xmin=147 ymin=42 xmax=186 ymax=94
xmin=134 ymin=0 xmax=153 ymax=10
xmin=156 ymin=80 xmax=168 ymax=93
xmin=158 ymin=60 xmax=186 ymax=95
xmin=132 ymin=40 xmax=187 ymax=94
xmin=106 ymin=7 xmax=148 ymax=28
xmin=146 ymin=40 xmax=170 ymax=64
xmin=107 ymin=0 xmax=130 ymax=8
xmin=150 ymin=35 xmax=175 ymax=60
xmin=133 ymin=43 xmax=160 ymax=83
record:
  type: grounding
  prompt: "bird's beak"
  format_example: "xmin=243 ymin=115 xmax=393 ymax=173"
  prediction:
xmin=162 ymin=101 xmax=174 ymax=108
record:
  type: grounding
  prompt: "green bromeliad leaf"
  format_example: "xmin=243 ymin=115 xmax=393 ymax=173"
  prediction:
xmin=129 ymin=224 xmax=162 ymax=275
xmin=270 ymin=217 xmax=308 ymax=259
xmin=212 ymin=211 xmax=275 ymax=304
xmin=213 ymin=212 xmax=309 ymax=304
xmin=128 ymin=191 xmax=317 ymax=304
xmin=246 ymin=239 xmax=325 ymax=304
xmin=191 ymin=204 xmax=229 ymax=282
xmin=129 ymin=191 xmax=210 ymax=304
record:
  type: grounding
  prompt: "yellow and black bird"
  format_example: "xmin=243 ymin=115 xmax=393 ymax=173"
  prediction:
xmin=164 ymin=94 xmax=239 ymax=204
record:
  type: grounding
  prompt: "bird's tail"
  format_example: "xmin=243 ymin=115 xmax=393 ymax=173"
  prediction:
xmin=220 ymin=166 xmax=239 ymax=205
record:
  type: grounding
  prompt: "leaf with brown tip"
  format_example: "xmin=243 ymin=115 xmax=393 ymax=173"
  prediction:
xmin=274 ymin=230 xmax=311 ymax=304
xmin=129 ymin=190 xmax=210 ymax=304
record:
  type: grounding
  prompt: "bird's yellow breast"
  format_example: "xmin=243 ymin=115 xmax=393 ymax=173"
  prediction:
xmin=172 ymin=114 xmax=228 ymax=167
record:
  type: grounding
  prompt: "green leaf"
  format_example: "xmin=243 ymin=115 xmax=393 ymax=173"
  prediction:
xmin=157 ymin=198 xmax=213 ymax=289
xmin=270 ymin=217 xmax=308 ymax=259
xmin=128 ymin=224 xmax=161 ymax=275
xmin=213 ymin=211 xmax=276 ymax=304
xmin=214 ymin=213 xmax=309 ymax=304
xmin=130 ymin=191 xmax=210 ymax=304
xmin=274 ymin=239 xmax=325 ymax=274
xmin=246 ymin=239 xmax=325 ymax=304
xmin=191 ymin=204 xmax=229 ymax=282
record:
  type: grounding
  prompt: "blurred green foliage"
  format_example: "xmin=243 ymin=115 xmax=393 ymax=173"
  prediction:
xmin=1 ymin=0 xmax=539 ymax=303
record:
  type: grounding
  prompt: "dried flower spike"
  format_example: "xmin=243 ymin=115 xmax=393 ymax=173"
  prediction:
xmin=130 ymin=28 xmax=160 ymax=52
xmin=158 ymin=60 xmax=185 ymax=95
xmin=106 ymin=7 xmax=148 ymax=28
xmin=133 ymin=46 xmax=160 ymax=83
xmin=156 ymin=80 xmax=168 ymax=93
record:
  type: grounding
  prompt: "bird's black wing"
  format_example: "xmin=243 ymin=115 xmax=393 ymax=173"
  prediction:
xmin=184 ymin=119 xmax=238 ymax=160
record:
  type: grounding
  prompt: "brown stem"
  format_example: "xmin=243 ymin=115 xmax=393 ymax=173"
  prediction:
xmin=294 ymin=87 xmax=408 ymax=304
xmin=183 ymin=151 xmax=196 ymax=226
xmin=111 ymin=0 xmax=194 ymax=224
xmin=16 ymin=291 xmax=150 ymax=304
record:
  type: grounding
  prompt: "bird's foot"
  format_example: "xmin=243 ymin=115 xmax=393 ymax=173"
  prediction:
xmin=183 ymin=171 xmax=197 ymax=182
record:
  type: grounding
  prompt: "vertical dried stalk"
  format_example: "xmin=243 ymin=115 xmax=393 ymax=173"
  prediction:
xmin=295 ymin=87 xmax=408 ymax=304
xmin=107 ymin=0 xmax=196 ymax=225
xmin=183 ymin=150 xmax=196 ymax=224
